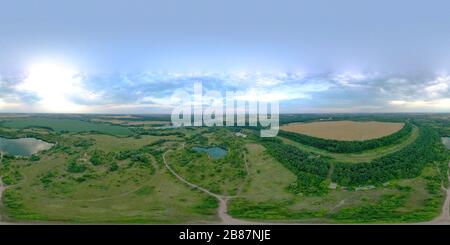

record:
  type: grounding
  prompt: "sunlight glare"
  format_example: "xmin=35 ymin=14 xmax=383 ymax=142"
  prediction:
xmin=18 ymin=62 xmax=86 ymax=112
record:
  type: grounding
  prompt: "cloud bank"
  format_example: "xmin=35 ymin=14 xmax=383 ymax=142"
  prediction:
xmin=1 ymin=70 xmax=449 ymax=113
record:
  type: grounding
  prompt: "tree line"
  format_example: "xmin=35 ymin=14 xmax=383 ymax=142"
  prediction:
xmin=261 ymin=138 xmax=330 ymax=195
xmin=258 ymin=124 xmax=448 ymax=192
xmin=331 ymin=126 xmax=449 ymax=186
xmin=279 ymin=122 xmax=413 ymax=153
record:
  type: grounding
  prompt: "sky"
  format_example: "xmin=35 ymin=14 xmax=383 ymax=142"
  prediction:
xmin=1 ymin=0 xmax=450 ymax=113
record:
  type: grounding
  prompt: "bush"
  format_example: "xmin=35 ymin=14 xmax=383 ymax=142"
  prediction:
xmin=109 ymin=162 xmax=119 ymax=172
xmin=30 ymin=155 xmax=40 ymax=161
xmin=67 ymin=160 xmax=87 ymax=173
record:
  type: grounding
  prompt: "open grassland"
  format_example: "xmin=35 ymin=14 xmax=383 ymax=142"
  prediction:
xmin=92 ymin=119 xmax=170 ymax=126
xmin=2 ymin=158 xmax=218 ymax=223
xmin=1 ymin=118 xmax=131 ymax=136
xmin=1 ymin=114 xmax=449 ymax=224
xmin=0 ymin=114 xmax=30 ymax=118
xmin=76 ymin=134 xmax=177 ymax=152
xmin=237 ymin=143 xmax=296 ymax=202
xmin=166 ymin=129 xmax=247 ymax=196
xmin=0 ymin=132 xmax=218 ymax=223
xmin=2 ymin=159 xmax=218 ymax=223
xmin=229 ymin=143 xmax=446 ymax=223
xmin=281 ymin=121 xmax=404 ymax=141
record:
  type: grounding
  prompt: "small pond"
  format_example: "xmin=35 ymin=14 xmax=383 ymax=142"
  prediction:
xmin=0 ymin=137 xmax=54 ymax=157
xmin=443 ymin=137 xmax=450 ymax=149
xmin=192 ymin=146 xmax=228 ymax=160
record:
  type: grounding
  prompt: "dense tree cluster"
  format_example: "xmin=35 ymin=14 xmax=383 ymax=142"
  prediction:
xmin=259 ymin=124 xmax=448 ymax=190
xmin=89 ymin=150 xmax=114 ymax=166
xmin=116 ymin=149 xmax=151 ymax=166
xmin=130 ymin=127 xmax=185 ymax=137
xmin=73 ymin=138 xmax=94 ymax=149
xmin=261 ymin=139 xmax=330 ymax=195
xmin=332 ymin=126 xmax=449 ymax=186
xmin=67 ymin=159 xmax=87 ymax=173
xmin=263 ymin=140 xmax=330 ymax=177
xmin=279 ymin=123 xmax=413 ymax=153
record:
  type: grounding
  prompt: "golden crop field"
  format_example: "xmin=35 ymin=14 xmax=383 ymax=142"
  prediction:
xmin=281 ymin=120 xmax=405 ymax=141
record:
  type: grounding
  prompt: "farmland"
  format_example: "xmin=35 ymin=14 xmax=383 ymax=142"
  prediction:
xmin=0 ymin=113 xmax=449 ymax=224
xmin=1 ymin=118 xmax=132 ymax=135
xmin=280 ymin=121 xmax=404 ymax=141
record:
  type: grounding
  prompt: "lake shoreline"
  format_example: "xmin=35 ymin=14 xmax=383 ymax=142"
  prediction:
xmin=0 ymin=137 xmax=54 ymax=157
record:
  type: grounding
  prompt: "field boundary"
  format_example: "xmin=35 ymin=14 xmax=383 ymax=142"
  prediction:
xmin=280 ymin=125 xmax=419 ymax=163
xmin=279 ymin=122 xmax=412 ymax=153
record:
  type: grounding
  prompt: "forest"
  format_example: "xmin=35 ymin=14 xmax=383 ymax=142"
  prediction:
xmin=261 ymin=138 xmax=330 ymax=195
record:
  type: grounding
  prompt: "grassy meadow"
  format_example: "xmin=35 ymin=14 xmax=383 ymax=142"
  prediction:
xmin=0 ymin=114 xmax=449 ymax=224
xmin=1 ymin=118 xmax=132 ymax=135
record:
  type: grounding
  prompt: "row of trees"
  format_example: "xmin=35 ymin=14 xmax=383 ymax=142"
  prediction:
xmin=259 ymin=124 xmax=448 ymax=191
xmin=279 ymin=122 xmax=413 ymax=153
xmin=262 ymin=139 xmax=330 ymax=195
xmin=331 ymin=126 xmax=449 ymax=186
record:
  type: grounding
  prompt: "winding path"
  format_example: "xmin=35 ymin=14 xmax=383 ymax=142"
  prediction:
xmin=164 ymin=147 xmax=450 ymax=225
xmin=428 ymin=161 xmax=450 ymax=224
xmin=0 ymin=178 xmax=11 ymax=224
xmin=0 ymin=152 xmax=13 ymax=224
xmin=1 ymin=147 xmax=449 ymax=225
xmin=162 ymin=149 xmax=257 ymax=224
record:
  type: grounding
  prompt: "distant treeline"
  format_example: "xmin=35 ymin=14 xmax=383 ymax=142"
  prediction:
xmin=279 ymin=122 xmax=413 ymax=153
xmin=278 ymin=113 xmax=409 ymax=125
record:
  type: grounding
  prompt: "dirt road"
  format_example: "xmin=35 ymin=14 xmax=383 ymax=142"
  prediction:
xmin=1 ymin=149 xmax=448 ymax=225
xmin=0 ymin=177 xmax=12 ymax=225
xmin=0 ymin=152 xmax=13 ymax=224
xmin=427 ymin=161 xmax=450 ymax=224
xmin=162 ymin=149 xmax=259 ymax=224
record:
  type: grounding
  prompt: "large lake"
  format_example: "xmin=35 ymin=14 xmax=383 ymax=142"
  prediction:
xmin=443 ymin=137 xmax=450 ymax=149
xmin=192 ymin=146 xmax=227 ymax=160
xmin=0 ymin=137 xmax=54 ymax=156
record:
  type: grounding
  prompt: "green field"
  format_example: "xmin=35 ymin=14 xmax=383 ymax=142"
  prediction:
xmin=1 ymin=114 xmax=449 ymax=224
xmin=229 ymin=142 xmax=447 ymax=223
xmin=0 ymin=131 xmax=217 ymax=223
xmin=166 ymin=129 xmax=247 ymax=196
xmin=1 ymin=118 xmax=132 ymax=135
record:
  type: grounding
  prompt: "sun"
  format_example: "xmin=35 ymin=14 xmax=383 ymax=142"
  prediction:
xmin=17 ymin=62 xmax=86 ymax=112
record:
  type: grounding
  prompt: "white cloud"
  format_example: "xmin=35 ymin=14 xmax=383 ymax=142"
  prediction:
xmin=235 ymin=81 xmax=331 ymax=102
xmin=0 ymin=98 xmax=24 ymax=111
xmin=424 ymin=75 xmax=450 ymax=98
xmin=333 ymin=72 xmax=368 ymax=87
xmin=331 ymin=71 xmax=378 ymax=87
xmin=140 ymin=96 xmax=176 ymax=108
xmin=2 ymin=70 xmax=450 ymax=113
xmin=386 ymin=78 xmax=408 ymax=84
xmin=254 ymin=77 xmax=284 ymax=87
xmin=390 ymin=100 xmax=408 ymax=106
xmin=389 ymin=98 xmax=450 ymax=110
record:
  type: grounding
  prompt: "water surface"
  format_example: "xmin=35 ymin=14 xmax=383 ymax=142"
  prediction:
xmin=192 ymin=146 xmax=227 ymax=160
xmin=0 ymin=137 xmax=53 ymax=156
